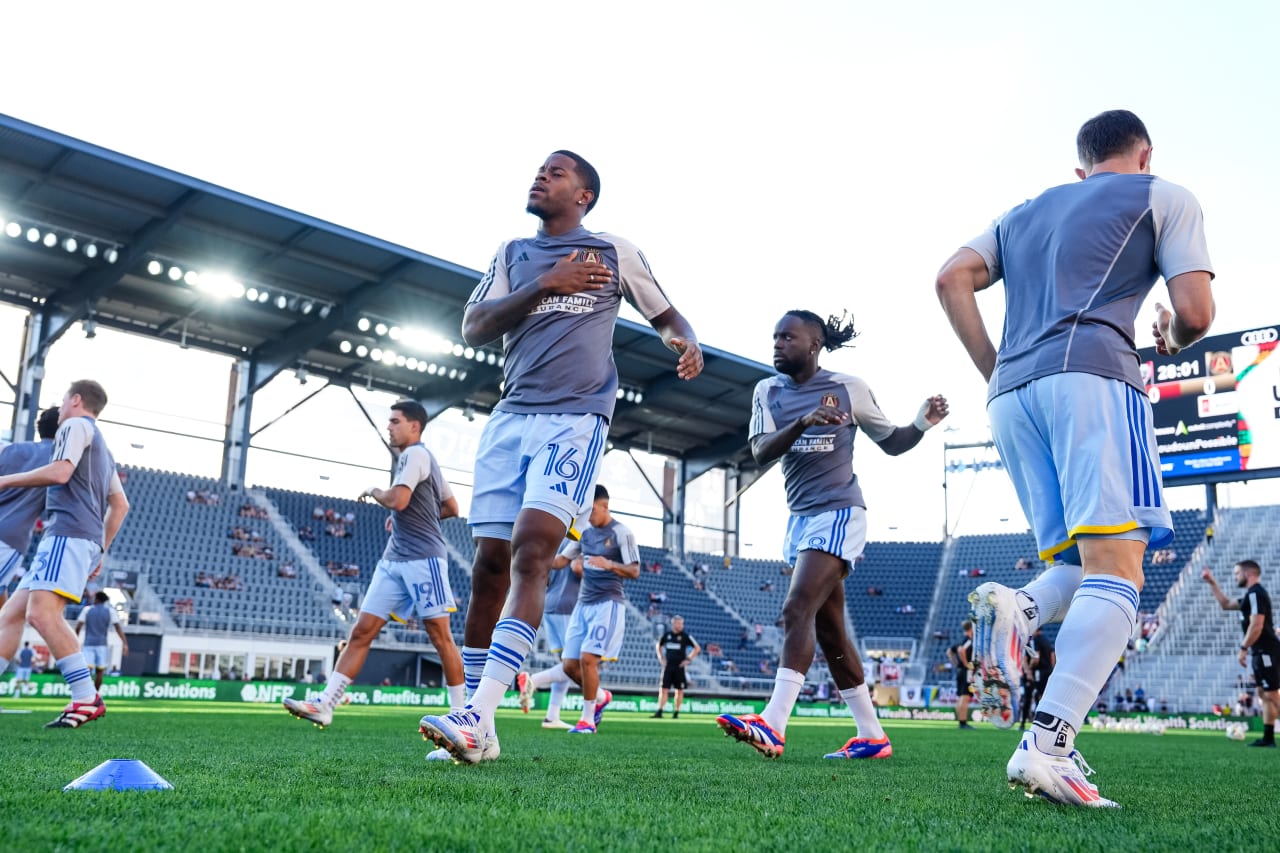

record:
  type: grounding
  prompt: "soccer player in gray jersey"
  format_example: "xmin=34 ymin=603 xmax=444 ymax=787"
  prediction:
xmin=516 ymin=538 xmax=584 ymax=728
xmin=75 ymin=590 xmax=128 ymax=689
xmin=717 ymin=311 xmax=947 ymax=760
xmin=421 ymin=151 xmax=702 ymax=764
xmin=285 ymin=401 xmax=467 ymax=731
xmin=0 ymin=380 xmax=129 ymax=728
xmin=0 ymin=406 xmax=59 ymax=607
xmin=936 ymin=110 xmax=1215 ymax=807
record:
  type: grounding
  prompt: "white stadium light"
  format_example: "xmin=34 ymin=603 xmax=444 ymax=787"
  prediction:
xmin=84 ymin=242 xmax=99 ymax=258
xmin=339 ymin=340 xmax=352 ymax=354
xmin=42 ymin=231 xmax=58 ymax=248
xmin=356 ymin=345 xmax=368 ymax=358
xmin=406 ymin=357 xmax=418 ymax=370
xmin=388 ymin=326 xmax=402 ymax=341
xmin=382 ymin=350 xmax=397 ymax=366
xmin=104 ymin=247 xmax=119 ymax=264
xmin=4 ymin=221 xmax=21 ymax=238
xmin=167 ymin=265 xmax=183 ymax=281
xmin=486 ymin=353 xmax=496 ymax=365
xmin=452 ymin=344 xmax=464 ymax=357
xmin=147 ymin=260 xmax=164 ymax=276
xmin=257 ymin=290 xmax=270 ymax=303
xmin=370 ymin=348 xmax=383 ymax=361
xmin=464 ymin=346 xmax=475 ymax=359
xmin=357 ymin=317 xmax=371 ymax=332
xmin=375 ymin=322 xmax=388 ymax=336
xmin=395 ymin=355 xmax=406 ymax=367
xmin=245 ymin=287 xmax=259 ymax=302
xmin=448 ymin=368 xmax=458 ymax=379
xmin=26 ymin=227 xmax=40 ymax=242
xmin=417 ymin=362 xmax=428 ymax=372
xmin=616 ymin=388 xmax=626 ymax=399
xmin=427 ymin=364 xmax=438 ymax=375
xmin=62 ymin=236 xmax=78 ymax=253
xmin=634 ymin=391 xmax=643 ymax=404
xmin=183 ymin=270 xmax=200 ymax=286
xmin=458 ymin=370 xmax=467 ymax=381
xmin=275 ymin=294 xmax=288 ymax=309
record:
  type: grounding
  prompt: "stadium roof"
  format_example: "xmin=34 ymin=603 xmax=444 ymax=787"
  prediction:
xmin=0 ymin=114 xmax=772 ymax=474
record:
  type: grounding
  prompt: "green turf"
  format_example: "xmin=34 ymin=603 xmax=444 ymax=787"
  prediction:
xmin=2 ymin=699 xmax=1277 ymax=852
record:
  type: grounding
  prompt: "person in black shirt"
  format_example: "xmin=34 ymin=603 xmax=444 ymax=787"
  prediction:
xmin=1203 ymin=560 xmax=1280 ymax=747
xmin=1019 ymin=627 xmax=1056 ymax=730
xmin=946 ymin=620 xmax=975 ymax=730
xmin=654 ymin=615 xmax=700 ymax=719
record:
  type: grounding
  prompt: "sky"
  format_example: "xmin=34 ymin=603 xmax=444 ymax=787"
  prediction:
xmin=3 ymin=0 xmax=1280 ymax=552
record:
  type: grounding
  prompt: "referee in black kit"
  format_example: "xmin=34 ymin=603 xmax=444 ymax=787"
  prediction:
xmin=654 ymin=615 xmax=700 ymax=719
xmin=1204 ymin=560 xmax=1280 ymax=747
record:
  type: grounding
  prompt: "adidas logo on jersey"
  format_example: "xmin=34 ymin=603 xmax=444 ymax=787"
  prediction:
xmin=514 ymin=251 xmax=530 ymax=263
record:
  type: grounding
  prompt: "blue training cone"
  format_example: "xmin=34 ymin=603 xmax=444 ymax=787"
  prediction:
xmin=64 ymin=759 xmax=174 ymax=792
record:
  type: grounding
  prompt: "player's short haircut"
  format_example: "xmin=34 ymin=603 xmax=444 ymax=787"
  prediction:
xmin=390 ymin=400 xmax=428 ymax=430
xmin=961 ymin=619 xmax=974 ymax=630
xmin=672 ymin=614 xmax=684 ymax=622
xmin=94 ymin=591 xmax=109 ymax=604
xmin=552 ymin=149 xmax=601 ymax=214
xmin=785 ymin=309 xmax=859 ymax=352
xmin=1237 ymin=559 xmax=1262 ymax=576
xmin=594 ymin=483 xmax=610 ymax=502
xmin=1076 ymin=110 xmax=1151 ymax=168
xmin=36 ymin=406 xmax=60 ymax=439
xmin=67 ymin=379 xmax=107 ymax=415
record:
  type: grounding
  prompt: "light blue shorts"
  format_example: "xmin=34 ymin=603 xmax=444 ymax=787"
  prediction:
xmin=783 ymin=506 xmax=868 ymax=572
xmin=0 ymin=542 xmax=22 ymax=587
xmin=542 ymin=612 xmax=570 ymax=654
xmin=19 ymin=536 xmax=102 ymax=603
xmin=562 ymin=600 xmax=626 ymax=661
xmin=470 ymin=411 xmax=608 ymax=540
xmin=84 ymin=645 xmax=111 ymax=669
xmin=363 ymin=557 xmax=457 ymax=622
xmin=988 ymin=373 xmax=1172 ymax=562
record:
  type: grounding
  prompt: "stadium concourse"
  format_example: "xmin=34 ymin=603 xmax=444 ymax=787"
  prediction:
xmin=4 ymin=459 xmax=1261 ymax=718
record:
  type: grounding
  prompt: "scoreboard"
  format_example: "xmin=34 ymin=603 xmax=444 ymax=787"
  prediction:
xmin=1138 ymin=324 xmax=1280 ymax=485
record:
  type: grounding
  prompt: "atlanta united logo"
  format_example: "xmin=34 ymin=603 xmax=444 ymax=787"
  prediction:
xmin=821 ymin=393 xmax=838 ymax=408
xmin=579 ymin=249 xmax=602 ymax=264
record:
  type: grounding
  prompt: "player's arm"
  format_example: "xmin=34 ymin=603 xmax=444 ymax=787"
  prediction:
xmin=114 ymin=619 xmax=129 ymax=656
xmin=686 ymin=636 xmax=701 ymax=663
xmin=0 ymin=458 xmax=74 ymax=489
xmin=1153 ymin=272 xmax=1215 ymax=356
xmin=751 ymin=410 xmax=837 ymax=465
xmin=1201 ymin=568 xmax=1240 ymax=610
xmin=554 ymin=540 xmax=581 ymax=571
xmin=586 ymin=554 xmax=640 ymax=578
xmin=958 ymin=644 xmax=971 ymax=670
xmin=647 ymin=307 xmax=703 ymax=381
xmin=439 ymin=496 xmax=459 ymax=520
xmin=845 ymin=377 xmax=948 ymax=457
xmin=615 ymin=239 xmax=702 ymax=381
xmin=102 ymin=485 xmax=130 ymax=555
xmin=462 ymin=248 xmax=608 ymax=346
xmin=1150 ymin=181 xmax=1215 ymax=356
xmin=935 ymin=246 xmax=998 ymax=382
xmin=1240 ymin=614 xmax=1267 ymax=665
xmin=655 ymin=637 xmax=666 ymax=664
xmin=75 ymin=611 xmax=85 ymax=636
xmin=361 ymin=484 xmax=412 ymax=512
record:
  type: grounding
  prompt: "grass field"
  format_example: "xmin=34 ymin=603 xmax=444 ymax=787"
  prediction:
xmin=2 ymin=698 xmax=1276 ymax=852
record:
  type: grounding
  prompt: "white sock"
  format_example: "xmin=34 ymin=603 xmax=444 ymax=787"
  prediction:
xmin=57 ymin=654 xmax=97 ymax=703
xmin=320 ymin=671 xmax=352 ymax=709
xmin=761 ymin=667 xmax=805 ymax=735
xmin=447 ymin=682 xmax=466 ymax=712
xmin=0 ymin=657 xmax=9 ymax=675
xmin=532 ymin=663 xmax=569 ymax=689
xmin=1018 ymin=563 xmax=1084 ymax=628
xmin=581 ymin=698 xmax=597 ymax=724
xmin=461 ymin=646 xmax=488 ymax=700
xmin=547 ymin=681 xmax=570 ymax=720
xmin=839 ymin=684 xmax=885 ymax=740
xmin=1035 ymin=575 xmax=1139 ymax=746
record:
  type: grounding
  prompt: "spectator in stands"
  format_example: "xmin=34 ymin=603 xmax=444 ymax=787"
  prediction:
xmin=695 ymin=562 xmax=710 ymax=577
xmin=692 ymin=578 xmax=705 ymax=591
xmin=298 ymin=524 xmax=315 ymax=541
xmin=738 ymin=628 xmax=749 ymax=650
xmin=1015 ymin=557 xmax=1032 ymax=571
xmin=705 ymin=642 xmax=722 ymax=657
xmin=866 ymin=585 xmax=882 ymax=597
xmin=895 ymin=604 xmax=916 ymax=614
xmin=968 ymin=567 xmax=986 ymax=577
xmin=754 ymin=623 xmax=763 ymax=640
xmin=722 ymin=556 xmax=732 ymax=570
xmin=760 ymin=581 xmax=775 ymax=593
xmin=278 ymin=561 xmax=298 ymax=579
xmin=647 ymin=561 xmax=662 ymax=574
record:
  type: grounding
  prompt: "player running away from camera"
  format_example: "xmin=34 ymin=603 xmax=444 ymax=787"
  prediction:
xmin=715 ymin=310 xmax=948 ymax=760
xmin=0 ymin=406 xmax=59 ymax=610
xmin=419 ymin=151 xmax=702 ymax=764
xmin=514 ymin=533 xmax=585 ymax=729
xmin=936 ymin=110 xmax=1215 ymax=806
xmin=519 ymin=485 xmax=638 ymax=734
xmin=0 ymin=381 xmax=130 ymax=728
xmin=284 ymin=401 xmax=467 ymax=730
xmin=1203 ymin=561 xmax=1280 ymax=748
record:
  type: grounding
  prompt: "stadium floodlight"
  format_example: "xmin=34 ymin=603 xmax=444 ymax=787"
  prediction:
xmin=245 ymin=287 xmax=259 ymax=302
xmin=634 ymin=391 xmax=643 ymax=404
xmin=26 ymin=227 xmax=40 ymax=242
xmin=198 ymin=273 xmax=245 ymax=300
xmin=381 ymin=350 xmax=397 ymax=366
xmin=339 ymin=340 xmax=352 ymax=354
xmin=394 ymin=354 xmax=406 ymax=367
xmin=486 ymin=353 xmax=496 ymax=365
xmin=388 ymin=326 xmax=402 ymax=341
xmin=183 ymin=270 xmax=200 ymax=286
xmin=167 ymin=265 xmax=183 ymax=282
xmin=62 ymin=236 xmax=78 ymax=253
xmin=4 ymin=221 xmax=20 ymax=238
xmin=375 ymin=322 xmax=388 ymax=336
xmin=275 ymin=295 xmax=288 ymax=310
xmin=104 ymin=247 xmax=119 ymax=264
xmin=300 ymin=300 xmax=314 ymax=315
xmin=406 ymin=357 xmax=418 ymax=370
xmin=616 ymin=388 xmax=626 ymax=399
xmin=417 ymin=362 xmax=428 ymax=372
xmin=357 ymin=317 xmax=371 ymax=332
xmin=356 ymin=345 xmax=368 ymax=358
xmin=147 ymin=260 xmax=164 ymax=276
xmin=448 ymin=368 xmax=458 ymax=379
xmin=452 ymin=344 xmax=464 ymax=357
xmin=464 ymin=346 xmax=475 ymax=359
xmin=317 ymin=304 xmax=331 ymax=319
xmin=83 ymin=242 xmax=98 ymax=258
xmin=427 ymin=364 xmax=438 ymax=375
xmin=42 ymin=231 xmax=58 ymax=248
xmin=257 ymin=290 xmax=270 ymax=303
xmin=370 ymin=348 xmax=383 ymax=361
xmin=497 ymin=356 xmax=505 ymax=368
xmin=458 ymin=370 xmax=468 ymax=381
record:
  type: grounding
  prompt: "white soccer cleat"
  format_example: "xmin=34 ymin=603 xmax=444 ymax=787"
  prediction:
xmin=283 ymin=697 xmax=333 ymax=728
xmin=541 ymin=718 xmax=572 ymax=730
xmin=1006 ymin=732 xmax=1119 ymax=808
xmin=517 ymin=671 xmax=534 ymax=714
xmin=419 ymin=710 xmax=488 ymax=765
xmin=968 ymin=582 xmax=1028 ymax=729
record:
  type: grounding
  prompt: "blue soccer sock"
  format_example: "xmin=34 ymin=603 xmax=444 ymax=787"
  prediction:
xmin=461 ymin=646 xmax=488 ymax=701
xmin=469 ymin=618 xmax=536 ymax=727
xmin=57 ymin=653 xmax=97 ymax=703
xmin=1034 ymin=575 xmax=1139 ymax=749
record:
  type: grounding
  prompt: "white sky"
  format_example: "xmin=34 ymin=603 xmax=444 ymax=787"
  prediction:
xmin=3 ymin=0 xmax=1280 ymax=551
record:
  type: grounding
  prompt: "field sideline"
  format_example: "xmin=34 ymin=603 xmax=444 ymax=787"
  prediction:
xmin=2 ymin=699 xmax=1275 ymax=852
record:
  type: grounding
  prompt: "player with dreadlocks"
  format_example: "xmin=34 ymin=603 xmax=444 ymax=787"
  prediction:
xmin=715 ymin=309 xmax=948 ymax=760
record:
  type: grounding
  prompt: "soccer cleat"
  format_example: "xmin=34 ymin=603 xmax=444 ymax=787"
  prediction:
xmin=419 ymin=710 xmax=488 ymax=765
xmin=968 ymin=582 xmax=1028 ymax=729
xmin=1248 ymin=739 xmax=1277 ymax=748
xmin=44 ymin=695 xmax=106 ymax=729
xmin=958 ymin=722 xmax=976 ymax=730
xmin=716 ymin=713 xmax=785 ymax=759
xmin=283 ymin=697 xmax=333 ymax=728
xmin=593 ymin=689 xmax=613 ymax=727
xmin=651 ymin=711 xmax=664 ymax=719
xmin=1006 ymin=732 xmax=1119 ymax=808
xmin=824 ymin=735 xmax=893 ymax=759
xmin=517 ymin=672 xmax=534 ymax=714
xmin=542 ymin=718 xmax=572 ymax=730
xmin=567 ymin=720 xmax=597 ymax=734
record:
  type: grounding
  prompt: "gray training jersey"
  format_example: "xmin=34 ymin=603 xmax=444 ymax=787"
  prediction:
xmin=964 ymin=172 xmax=1214 ymax=402
xmin=0 ymin=438 xmax=54 ymax=552
xmin=46 ymin=417 xmax=121 ymax=547
xmin=466 ymin=226 xmax=673 ymax=420
xmin=750 ymin=369 xmax=898 ymax=515
xmin=546 ymin=546 xmax=583 ymax=615
xmin=383 ymin=443 xmax=453 ymax=562
xmin=77 ymin=602 xmax=120 ymax=646
xmin=560 ymin=518 xmax=639 ymax=605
